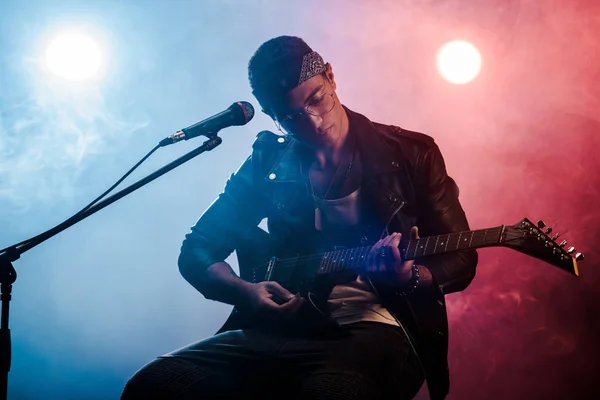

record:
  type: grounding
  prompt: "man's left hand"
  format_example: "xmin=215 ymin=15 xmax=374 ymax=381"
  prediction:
xmin=365 ymin=226 xmax=419 ymax=285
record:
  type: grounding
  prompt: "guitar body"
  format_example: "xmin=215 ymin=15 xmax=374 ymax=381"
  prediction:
xmin=217 ymin=232 xmax=344 ymax=336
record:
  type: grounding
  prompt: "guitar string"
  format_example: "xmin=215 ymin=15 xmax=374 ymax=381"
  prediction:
xmin=248 ymin=229 xmax=571 ymax=285
xmin=254 ymin=228 xmax=513 ymax=273
xmin=255 ymin=229 xmax=569 ymax=278
xmin=280 ymin=228 xmax=508 ymax=268
xmin=250 ymin=227 xmax=522 ymax=274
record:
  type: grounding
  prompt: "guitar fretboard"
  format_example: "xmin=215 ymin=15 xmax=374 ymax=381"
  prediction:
xmin=317 ymin=226 xmax=504 ymax=275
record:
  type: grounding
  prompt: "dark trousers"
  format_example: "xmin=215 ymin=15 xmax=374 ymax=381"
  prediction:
xmin=121 ymin=321 xmax=425 ymax=399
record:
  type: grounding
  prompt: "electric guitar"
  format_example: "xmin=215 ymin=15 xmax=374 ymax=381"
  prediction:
xmin=222 ymin=218 xmax=583 ymax=332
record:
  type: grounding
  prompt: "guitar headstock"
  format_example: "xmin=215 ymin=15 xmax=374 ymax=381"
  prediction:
xmin=502 ymin=218 xmax=582 ymax=276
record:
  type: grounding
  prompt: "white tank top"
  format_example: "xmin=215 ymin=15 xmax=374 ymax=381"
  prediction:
xmin=315 ymin=187 xmax=399 ymax=327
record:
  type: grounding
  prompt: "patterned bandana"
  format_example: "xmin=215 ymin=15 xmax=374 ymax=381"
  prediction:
xmin=298 ymin=51 xmax=327 ymax=86
xmin=251 ymin=49 xmax=327 ymax=112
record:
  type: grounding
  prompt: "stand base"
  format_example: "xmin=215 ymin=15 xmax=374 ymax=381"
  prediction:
xmin=0 ymin=255 xmax=16 ymax=400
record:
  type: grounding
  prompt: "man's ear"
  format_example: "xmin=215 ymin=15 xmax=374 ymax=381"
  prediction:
xmin=324 ymin=63 xmax=336 ymax=90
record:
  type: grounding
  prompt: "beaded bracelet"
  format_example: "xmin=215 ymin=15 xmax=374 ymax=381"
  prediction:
xmin=400 ymin=264 xmax=420 ymax=295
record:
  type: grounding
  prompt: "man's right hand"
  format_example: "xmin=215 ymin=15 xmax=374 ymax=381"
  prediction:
xmin=243 ymin=281 xmax=305 ymax=319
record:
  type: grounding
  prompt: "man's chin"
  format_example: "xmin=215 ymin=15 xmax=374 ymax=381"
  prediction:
xmin=317 ymin=126 xmax=333 ymax=137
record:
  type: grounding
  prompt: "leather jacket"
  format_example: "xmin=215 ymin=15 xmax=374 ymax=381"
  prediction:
xmin=178 ymin=106 xmax=478 ymax=400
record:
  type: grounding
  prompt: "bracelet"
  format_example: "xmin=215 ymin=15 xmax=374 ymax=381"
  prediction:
xmin=400 ymin=264 xmax=420 ymax=295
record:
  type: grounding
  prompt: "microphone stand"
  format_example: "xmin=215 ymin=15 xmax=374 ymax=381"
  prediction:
xmin=0 ymin=136 xmax=222 ymax=400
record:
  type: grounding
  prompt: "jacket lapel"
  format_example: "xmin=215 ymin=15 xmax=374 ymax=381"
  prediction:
xmin=262 ymin=106 xmax=406 ymax=183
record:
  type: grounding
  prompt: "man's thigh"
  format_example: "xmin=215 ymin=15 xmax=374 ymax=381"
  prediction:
xmin=278 ymin=322 xmax=424 ymax=399
xmin=122 ymin=329 xmax=287 ymax=399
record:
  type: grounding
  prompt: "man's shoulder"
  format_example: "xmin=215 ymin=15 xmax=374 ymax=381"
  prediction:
xmin=252 ymin=130 xmax=286 ymax=148
xmin=250 ymin=130 xmax=293 ymax=162
xmin=394 ymin=126 xmax=436 ymax=146
xmin=348 ymin=107 xmax=436 ymax=150
xmin=247 ymin=130 xmax=298 ymax=180
xmin=372 ymin=121 xmax=437 ymax=153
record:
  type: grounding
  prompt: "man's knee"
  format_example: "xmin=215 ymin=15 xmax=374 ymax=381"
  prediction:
xmin=121 ymin=357 xmax=209 ymax=399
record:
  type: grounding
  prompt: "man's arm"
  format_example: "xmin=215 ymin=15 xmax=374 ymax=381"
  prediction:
xmin=177 ymin=156 xmax=267 ymax=305
xmin=416 ymin=142 xmax=479 ymax=294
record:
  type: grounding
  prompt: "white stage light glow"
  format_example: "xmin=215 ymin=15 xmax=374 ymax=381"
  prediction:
xmin=45 ymin=34 xmax=102 ymax=80
xmin=436 ymin=40 xmax=482 ymax=85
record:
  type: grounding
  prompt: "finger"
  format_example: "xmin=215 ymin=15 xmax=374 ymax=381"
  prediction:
xmin=410 ymin=226 xmax=419 ymax=240
xmin=379 ymin=233 xmax=400 ymax=271
xmin=390 ymin=233 xmax=403 ymax=263
xmin=381 ymin=233 xmax=398 ymax=248
xmin=274 ymin=295 xmax=302 ymax=314
xmin=378 ymin=250 xmax=387 ymax=272
xmin=260 ymin=294 xmax=298 ymax=313
xmin=266 ymin=281 xmax=294 ymax=301
xmin=383 ymin=233 xmax=401 ymax=259
xmin=288 ymin=296 xmax=305 ymax=314
xmin=378 ymin=241 xmax=391 ymax=272
xmin=370 ymin=239 xmax=387 ymax=270
xmin=366 ymin=240 xmax=382 ymax=272
xmin=259 ymin=296 xmax=286 ymax=312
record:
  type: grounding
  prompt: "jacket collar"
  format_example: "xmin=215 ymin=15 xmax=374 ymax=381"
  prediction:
xmin=265 ymin=106 xmax=404 ymax=183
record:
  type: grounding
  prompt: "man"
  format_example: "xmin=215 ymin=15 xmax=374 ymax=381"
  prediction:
xmin=122 ymin=36 xmax=478 ymax=400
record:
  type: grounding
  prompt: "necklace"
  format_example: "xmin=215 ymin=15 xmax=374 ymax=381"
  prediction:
xmin=311 ymin=150 xmax=355 ymax=203
xmin=308 ymin=132 xmax=357 ymax=202
xmin=309 ymin=142 xmax=358 ymax=234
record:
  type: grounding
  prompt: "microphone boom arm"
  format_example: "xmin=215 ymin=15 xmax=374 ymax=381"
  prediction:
xmin=0 ymin=135 xmax=222 ymax=400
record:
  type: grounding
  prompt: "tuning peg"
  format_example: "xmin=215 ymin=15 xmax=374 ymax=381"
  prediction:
xmin=545 ymin=227 xmax=553 ymax=235
xmin=567 ymin=246 xmax=576 ymax=254
xmin=551 ymin=233 xmax=560 ymax=240
xmin=575 ymin=252 xmax=585 ymax=261
xmin=559 ymin=240 xmax=568 ymax=247
xmin=537 ymin=220 xmax=546 ymax=229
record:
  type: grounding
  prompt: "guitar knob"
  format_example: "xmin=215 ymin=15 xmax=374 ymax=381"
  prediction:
xmin=537 ymin=220 xmax=546 ymax=229
xmin=559 ymin=240 xmax=568 ymax=247
xmin=575 ymin=253 xmax=585 ymax=261
xmin=567 ymin=246 xmax=576 ymax=254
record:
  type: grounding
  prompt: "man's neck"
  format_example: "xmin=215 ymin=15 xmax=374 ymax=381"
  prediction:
xmin=312 ymin=111 xmax=351 ymax=170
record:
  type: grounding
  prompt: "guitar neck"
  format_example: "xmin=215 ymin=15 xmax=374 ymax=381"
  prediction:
xmin=318 ymin=226 xmax=504 ymax=275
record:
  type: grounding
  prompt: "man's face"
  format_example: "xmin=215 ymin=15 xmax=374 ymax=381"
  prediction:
xmin=266 ymin=67 xmax=346 ymax=148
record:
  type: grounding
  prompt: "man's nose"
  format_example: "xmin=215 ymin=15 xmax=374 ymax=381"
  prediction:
xmin=306 ymin=113 xmax=324 ymax=130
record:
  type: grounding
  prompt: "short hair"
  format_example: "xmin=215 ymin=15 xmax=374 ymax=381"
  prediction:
xmin=248 ymin=36 xmax=314 ymax=111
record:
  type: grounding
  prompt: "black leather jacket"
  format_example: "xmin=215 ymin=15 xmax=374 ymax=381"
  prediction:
xmin=178 ymin=107 xmax=478 ymax=400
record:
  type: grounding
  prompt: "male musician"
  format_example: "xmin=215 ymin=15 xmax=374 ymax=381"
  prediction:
xmin=122 ymin=36 xmax=478 ymax=400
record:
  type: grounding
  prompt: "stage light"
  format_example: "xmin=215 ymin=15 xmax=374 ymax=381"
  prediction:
xmin=45 ymin=34 xmax=102 ymax=80
xmin=436 ymin=40 xmax=482 ymax=85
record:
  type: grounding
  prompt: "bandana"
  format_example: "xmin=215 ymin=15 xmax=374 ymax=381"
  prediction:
xmin=251 ymin=50 xmax=327 ymax=112
xmin=298 ymin=51 xmax=327 ymax=85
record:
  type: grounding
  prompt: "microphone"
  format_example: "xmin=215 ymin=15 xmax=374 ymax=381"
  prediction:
xmin=159 ymin=101 xmax=255 ymax=147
